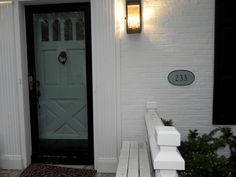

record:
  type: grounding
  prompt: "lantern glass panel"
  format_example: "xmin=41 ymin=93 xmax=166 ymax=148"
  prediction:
xmin=127 ymin=3 xmax=141 ymax=33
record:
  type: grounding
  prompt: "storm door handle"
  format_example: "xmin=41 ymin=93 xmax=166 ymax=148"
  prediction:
xmin=37 ymin=90 xmax=41 ymax=98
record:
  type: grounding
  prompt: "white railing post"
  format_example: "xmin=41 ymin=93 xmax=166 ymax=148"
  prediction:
xmin=146 ymin=101 xmax=158 ymax=113
xmin=145 ymin=101 xmax=185 ymax=177
xmin=154 ymin=126 xmax=185 ymax=177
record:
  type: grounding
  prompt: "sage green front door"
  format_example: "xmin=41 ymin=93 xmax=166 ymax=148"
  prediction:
xmin=26 ymin=3 xmax=93 ymax=164
xmin=34 ymin=12 xmax=88 ymax=140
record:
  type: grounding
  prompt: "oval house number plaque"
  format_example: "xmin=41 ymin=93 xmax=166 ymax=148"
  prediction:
xmin=168 ymin=70 xmax=195 ymax=86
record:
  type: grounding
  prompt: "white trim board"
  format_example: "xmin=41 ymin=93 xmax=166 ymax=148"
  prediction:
xmin=12 ymin=0 xmax=120 ymax=172
xmin=0 ymin=155 xmax=23 ymax=170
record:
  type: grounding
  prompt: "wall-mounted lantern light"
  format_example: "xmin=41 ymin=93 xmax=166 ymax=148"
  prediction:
xmin=0 ymin=0 xmax=12 ymax=4
xmin=126 ymin=0 xmax=142 ymax=34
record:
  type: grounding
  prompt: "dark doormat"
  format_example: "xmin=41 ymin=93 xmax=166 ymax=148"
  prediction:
xmin=20 ymin=164 xmax=97 ymax=177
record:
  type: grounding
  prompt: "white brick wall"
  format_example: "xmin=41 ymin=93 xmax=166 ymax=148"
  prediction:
xmin=120 ymin=0 xmax=236 ymax=141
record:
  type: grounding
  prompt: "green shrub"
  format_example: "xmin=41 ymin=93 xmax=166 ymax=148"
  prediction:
xmin=160 ymin=118 xmax=236 ymax=177
xmin=179 ymin=128 xmax=236 ymax=177
xmin=161 ymin=118 xmax=173 ymax=126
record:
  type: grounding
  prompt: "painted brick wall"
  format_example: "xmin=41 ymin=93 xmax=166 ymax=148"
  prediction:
xmin=120 ymin=0 xmax=236 ymax=141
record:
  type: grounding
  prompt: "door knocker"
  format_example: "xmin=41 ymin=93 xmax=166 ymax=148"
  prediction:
xmin=58 ymin=51 xmax=67 ymax=64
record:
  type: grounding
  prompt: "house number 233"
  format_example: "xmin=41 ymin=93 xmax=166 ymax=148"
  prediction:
xmin=175 ymin=74 xmax=187 ymax=82
xmin=168 ymin=70 xmax=195 ymax=86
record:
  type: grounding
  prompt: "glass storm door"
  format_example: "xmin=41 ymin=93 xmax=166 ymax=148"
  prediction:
xmin=26 ymin=4 xmax=93 ymax=164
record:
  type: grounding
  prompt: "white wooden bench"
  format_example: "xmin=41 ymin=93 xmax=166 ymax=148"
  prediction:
xmin=116 ymin=141 xmax=151 ymax=177
xmin=115 ymin=102 xmax=185 ymax=177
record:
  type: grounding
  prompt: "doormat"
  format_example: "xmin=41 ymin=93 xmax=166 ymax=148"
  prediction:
xmin=20 ymin=163 xmax=97 ymax=177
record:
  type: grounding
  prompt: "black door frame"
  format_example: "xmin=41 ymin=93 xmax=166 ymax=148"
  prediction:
xmin=25 ymin=3 xmax=93 ymax=165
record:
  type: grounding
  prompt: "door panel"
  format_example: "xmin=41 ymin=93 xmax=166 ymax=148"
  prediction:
xmin=34 ymin=12 xmax=88 ymax=140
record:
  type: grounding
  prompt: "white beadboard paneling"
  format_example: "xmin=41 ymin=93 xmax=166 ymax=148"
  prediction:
xmin=0 ymin=3 xmax=23 ymax=169
xmin=91 ymin=0 xmax=118 ymax=172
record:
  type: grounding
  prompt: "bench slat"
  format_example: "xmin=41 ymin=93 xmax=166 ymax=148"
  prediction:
xmin=128 ymin=142 xmax=139 ymax=177
xmin=139 ymin=143 xmax=152 ymax=177
xmin=116 ymin=141 xmax=130 ymax=177
xmin=116 ymin=141 xmax=152 ymax=177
